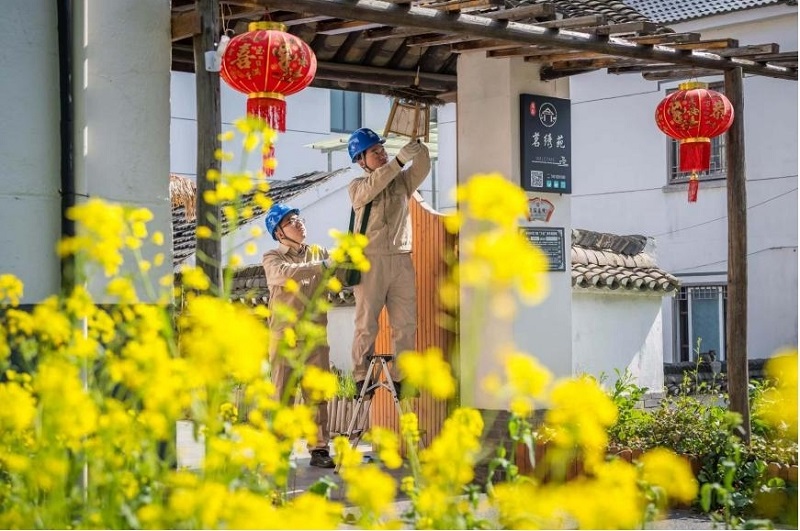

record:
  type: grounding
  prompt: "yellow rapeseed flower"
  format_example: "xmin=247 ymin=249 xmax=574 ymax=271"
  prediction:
xmin=639 ymin=447 xmax=699 ymax=504
xmin=196 ymin=225 xmax=213 ymax=239
xmin=397 ymin=347 xmax=456 ymax=399
xmin=300 ymin=366 xmax=338 ymax=403
xmin=181 ymin=267 xmax=210 ymax=291
xmin=0 ymin=274 xmax=23 ymax=306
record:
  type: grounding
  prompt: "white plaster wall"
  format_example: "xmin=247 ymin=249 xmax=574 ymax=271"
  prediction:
xmin=457 ymin=53 xmax=573 ymax=409
xmin=433 ymin=103 xmax=458 ymax=212
xmin=327 ymin=306 xmax=356 ymax=372
xmin=569 ymin=9 xmax=798 ymax=361
xmin=171 ymin=74 xmax=388 ymax=180
xmin=73 ymin=0 xmax=172 ymax=303
xmin=0 ymin=1 xmax=171 ymax=304
xmin=0 ymin=0 xmax=62 ymax=302
xmin=572 ymin=292 xmax=664 ymax=391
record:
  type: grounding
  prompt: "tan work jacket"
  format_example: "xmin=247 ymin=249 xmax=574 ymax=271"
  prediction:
xmin=348 ymin=144 xmax=431 ymax=256
xmin=261 ymin=243 xmax=330 ymax=331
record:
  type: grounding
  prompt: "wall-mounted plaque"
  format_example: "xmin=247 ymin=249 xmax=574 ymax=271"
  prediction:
xmin=521 ymin=227 xmax=566 ymax=272
xmin=520 ymin=94 xmax=572 ymax=194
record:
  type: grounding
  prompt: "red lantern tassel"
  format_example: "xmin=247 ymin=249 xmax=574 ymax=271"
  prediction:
xmin=262 ymin=144 xmax=277 ymax=177
xmin=679 ymin=139 xmax=711 ymax=173
xmin=688 ymin=172 xmax=699 ymax=203
xmin=247 ymin=93 xmax=287 ymax=132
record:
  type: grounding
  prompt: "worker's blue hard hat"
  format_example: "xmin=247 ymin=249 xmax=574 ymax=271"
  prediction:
xmin=264 ymin=203 xmax=300 ymax=241
xmin=347 ymin=128 xmax=385 ymax=163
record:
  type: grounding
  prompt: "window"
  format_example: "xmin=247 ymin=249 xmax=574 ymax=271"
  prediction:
xmin=330 ymin=90 xmax=362 ymax=133
xmin=667 ymin=82 xmax=727 ymax=184
xmin=674 ymin=285 xmax=727 ymax=362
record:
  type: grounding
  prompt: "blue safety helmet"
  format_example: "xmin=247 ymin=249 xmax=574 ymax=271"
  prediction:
xmin=264 ymin=203 xmax=300 ymax=241
xmin=347 ymin=128 xmax=386 ymax=163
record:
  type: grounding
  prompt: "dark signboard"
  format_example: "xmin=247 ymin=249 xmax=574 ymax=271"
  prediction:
xmin=520 ymin=94 xmax=572 ymax=193
xmin=521 ymin=227 xmax=566 ymax=272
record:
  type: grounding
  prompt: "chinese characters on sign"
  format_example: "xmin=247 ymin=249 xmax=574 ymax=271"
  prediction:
xmin=521 ymin=227 xmax=566 ymax=272
xmin=520 ymin=94 xmax=572 ymax=193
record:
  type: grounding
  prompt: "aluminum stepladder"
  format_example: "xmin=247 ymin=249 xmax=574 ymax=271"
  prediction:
xmin=337 ymin=354 xmax=404 ymax=471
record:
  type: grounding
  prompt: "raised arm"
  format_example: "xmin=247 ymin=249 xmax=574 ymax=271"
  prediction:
xmin=401 ymin=142 xmax=431 ymax=195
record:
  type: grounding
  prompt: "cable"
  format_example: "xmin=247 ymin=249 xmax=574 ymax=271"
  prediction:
xmin=676 ymin=246 xmax=797 ymax=273
xmin=652 ymin=186 xmax=797 ymax=237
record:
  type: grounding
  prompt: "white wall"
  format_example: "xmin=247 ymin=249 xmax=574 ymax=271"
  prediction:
xmin=327 ymin=306 xmax=355 ymax=371
xmin=171 ymin=74 xmax=390 ymax=181
xmin=74 ymin=0 xmax=172 ymax=302
xmin=457 ymin=53 xmax=573 ymax=409
xmin=1 ymin=1 xmax=171 ymax=304
xmin=569 ymin=8 xmax=798 ymax=361
xmin=572 ymin=292 xmax=665 ymax=391
xmin=0 ymin=0 xmax=62 ymax=302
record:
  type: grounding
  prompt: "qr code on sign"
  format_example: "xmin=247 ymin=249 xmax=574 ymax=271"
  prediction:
xmin=530 ymin=170 xmax=544 ymax=188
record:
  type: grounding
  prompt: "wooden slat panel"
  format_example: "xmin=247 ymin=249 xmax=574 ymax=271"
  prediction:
xmin=371 ymin=195 xmax=456 ymax=449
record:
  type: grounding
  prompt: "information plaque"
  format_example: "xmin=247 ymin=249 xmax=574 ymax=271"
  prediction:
xmin=521 ymin=227 xmax=566 ymax=272
xmin=520 ymin=94 xmax=572 ymax=193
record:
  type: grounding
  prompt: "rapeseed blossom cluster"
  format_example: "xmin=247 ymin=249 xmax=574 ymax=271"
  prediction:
xmin=755 ymin=349 xmax=798 ymax=438
xmin=0 ymin=124 xmax=742 ymax=530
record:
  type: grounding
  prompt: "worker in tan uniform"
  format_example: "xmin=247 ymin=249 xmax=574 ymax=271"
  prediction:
xmin=262 ymin=203 xmax=335 ymax=468
xmin=346 ymin=127 xmax=431 ymax=397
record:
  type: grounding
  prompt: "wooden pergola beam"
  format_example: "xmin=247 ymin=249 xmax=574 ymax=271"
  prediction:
xmin=363 ymin=2 xmax=555 ymax=42
xmin=315 ymin=19 xmax=385 ymax=34
xmin=315 ymin=61 xmax=457 ymax=91
xmin=257 ymin=0 xmax=797 ymax=80
xmin=408 ymin=14 xmax=606 ymax=47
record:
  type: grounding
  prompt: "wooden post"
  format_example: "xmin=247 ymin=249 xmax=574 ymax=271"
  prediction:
xmin=193 ymin=0 xmax=222 ymax=293
xmin=724 ymin=67 xmax=750 ymax=443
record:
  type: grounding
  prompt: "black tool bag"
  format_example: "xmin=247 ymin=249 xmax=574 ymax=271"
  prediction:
xmin=343 ymin=201 xmax=372 ymax=287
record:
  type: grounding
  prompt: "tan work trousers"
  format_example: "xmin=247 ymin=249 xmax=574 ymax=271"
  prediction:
xmin=351 ymin=253 xmax=417 ymax=381
xmin=270 ymin=337 xmax=330 ymax=451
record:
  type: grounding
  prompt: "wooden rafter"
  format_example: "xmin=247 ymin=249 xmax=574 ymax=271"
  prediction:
xmin=363 ymin=2 xmax=556 ymax=42
xmin=408 ymin=14 xmax=606 ymax=48
xmin=315 ymin=19 xmax=385 ymax=34
xmin=254 ymin=0 xmax=796 ymax=80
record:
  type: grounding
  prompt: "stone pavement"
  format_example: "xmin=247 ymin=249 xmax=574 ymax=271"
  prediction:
xmin=176 ymin=421 xmax=718 ymax=529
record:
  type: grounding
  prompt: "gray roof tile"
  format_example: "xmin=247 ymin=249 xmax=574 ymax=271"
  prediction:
xmin=571 ymin=229 xmax=680 ymax=293
xmin=170 ymin=169 xmax=348 ymax=266
xmin=624 ymin=0 xmax=791 ymax=24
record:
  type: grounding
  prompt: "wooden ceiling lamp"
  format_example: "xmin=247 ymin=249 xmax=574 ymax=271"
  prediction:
xmin=383 ymin=70 xmax=433 ymax=142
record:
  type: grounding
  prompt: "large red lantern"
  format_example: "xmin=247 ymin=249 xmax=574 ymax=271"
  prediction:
xmin=655 ymin=82 xmax=734 ymax=202
xmin=220 ymin=22 xmax=317 ymax=174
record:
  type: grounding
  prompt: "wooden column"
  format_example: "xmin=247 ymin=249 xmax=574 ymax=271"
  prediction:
xmin=724 ymin=67 xmax=750 ymax=443
xmin=193 ymin=0 xmax=222 ymax=292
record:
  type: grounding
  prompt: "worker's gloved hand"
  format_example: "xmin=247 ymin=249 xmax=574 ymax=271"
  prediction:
xmin=396 ymin=141 xmax=423 ymax=165
xmin=322 ymin=258 xmax=334 ymax=270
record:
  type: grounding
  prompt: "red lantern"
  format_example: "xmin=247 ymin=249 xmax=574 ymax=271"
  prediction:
xmin=655 ymin=82 xmax=734 ymax=202
xmin=220 ymin=22 xmax=317 ymax=174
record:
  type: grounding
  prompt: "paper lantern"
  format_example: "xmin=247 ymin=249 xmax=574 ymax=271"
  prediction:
xmin=655 ymin=82 xmax=734 ymax=202
xmin=220 ymin=22 xmax=317 ymax=174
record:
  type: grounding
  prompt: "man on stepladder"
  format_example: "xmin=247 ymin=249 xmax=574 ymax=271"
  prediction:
xmin=346 ymin=128 xmax=431 ymax=397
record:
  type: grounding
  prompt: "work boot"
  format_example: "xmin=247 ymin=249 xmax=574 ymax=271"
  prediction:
xmin=309 ymin=449 xmax=335 ymax=469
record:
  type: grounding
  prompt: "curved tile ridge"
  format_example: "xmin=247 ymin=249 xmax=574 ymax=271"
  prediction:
xmin=571 ymin=229 xmax=680 ymax=293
